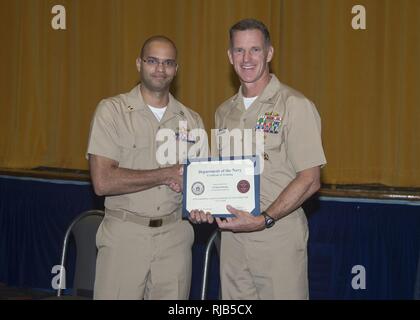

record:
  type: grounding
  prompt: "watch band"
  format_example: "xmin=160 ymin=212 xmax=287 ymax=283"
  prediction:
xmin=261 ymin=211 xmax=275 ymax=228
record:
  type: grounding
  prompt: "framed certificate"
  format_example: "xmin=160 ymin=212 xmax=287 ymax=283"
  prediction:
xmin=182 ymin=157 xmax=260 ymax=218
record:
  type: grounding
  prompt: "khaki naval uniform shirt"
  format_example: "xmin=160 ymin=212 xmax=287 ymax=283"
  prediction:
xmin=215 ymin=74 xmax=326 ymax=299
xmin=214 ymin=74 xmax=326 ymax=212
xmin=87 ymin=85 xmax=205 ymax=218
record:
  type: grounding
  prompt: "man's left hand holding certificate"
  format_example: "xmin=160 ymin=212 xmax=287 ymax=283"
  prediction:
xmin=183 ymin=157 xmax=260 ymax=219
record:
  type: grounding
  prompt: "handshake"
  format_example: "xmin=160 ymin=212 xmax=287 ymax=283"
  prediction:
xmin=164 ymin=164 xmax=184 ymax=193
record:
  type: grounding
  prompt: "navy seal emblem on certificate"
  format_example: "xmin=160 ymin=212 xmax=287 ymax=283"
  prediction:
xmin=183 ymin=157 xmax=260 ymax=218
xmin=237 ymin=180 xmax=250 ymax=193
xmin=191 ymin=182 xmax=205 ymax=195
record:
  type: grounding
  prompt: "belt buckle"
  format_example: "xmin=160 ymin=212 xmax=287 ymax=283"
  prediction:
xmin=149 ymin=219 xmax=163 ymax=227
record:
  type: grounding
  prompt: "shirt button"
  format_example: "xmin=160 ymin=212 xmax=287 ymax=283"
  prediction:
xmin=157 ymin=206 xmax=160 ymax=211
xmin=133 ymin=144 xmax=136 ymax=148
xmin=158 ymin=186 xmax=161 ymax=190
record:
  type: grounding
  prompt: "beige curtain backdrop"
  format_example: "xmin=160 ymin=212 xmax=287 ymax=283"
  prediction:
xmin=0 ymin=0 xmax=419 ymax=187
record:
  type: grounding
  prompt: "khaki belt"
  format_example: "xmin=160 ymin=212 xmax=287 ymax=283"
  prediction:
xmin=106 ymin=209 xmax=180 ymax=228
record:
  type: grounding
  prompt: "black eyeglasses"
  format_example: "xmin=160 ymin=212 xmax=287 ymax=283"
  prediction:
xmin=142 ymin=57 xmax=177 ymax=68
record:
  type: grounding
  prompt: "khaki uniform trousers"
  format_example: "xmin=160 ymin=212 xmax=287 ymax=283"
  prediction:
xmin=220 ymin=210 xmax=309 ymax=300
xmin=93 ymin=212 xmax=194 ymax=300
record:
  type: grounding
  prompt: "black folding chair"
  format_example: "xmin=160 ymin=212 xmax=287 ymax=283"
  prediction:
xmin=56 ymin=209 xmax=104 ymax=299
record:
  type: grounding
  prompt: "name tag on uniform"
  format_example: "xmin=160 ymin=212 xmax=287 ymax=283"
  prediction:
xmin=175 ymin=127 xmax=196 ymax=143
xmin=216 ymin=128 xmax=227 ymax=136
xmin=255 ymin=112 xmax=281 ymax=134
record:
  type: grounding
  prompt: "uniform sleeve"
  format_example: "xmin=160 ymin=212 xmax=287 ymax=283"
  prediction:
xmin=86 ymin=100 xmax=121 ymax=162
xmin=285 ymin=96 xmax=327 ymax=172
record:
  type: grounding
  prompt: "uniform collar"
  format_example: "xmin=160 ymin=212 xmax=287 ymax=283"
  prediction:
xmin=231 ymin=74 xmax=282 ymax=106
xmin=124 ymin=85 xmax=186 ymax=119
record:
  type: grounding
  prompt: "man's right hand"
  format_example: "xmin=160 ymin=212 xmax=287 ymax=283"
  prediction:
xmin=168 ymin=182 xmax=182 ymax=193
xmin=164 ymin=164 xmax=184 ymax=193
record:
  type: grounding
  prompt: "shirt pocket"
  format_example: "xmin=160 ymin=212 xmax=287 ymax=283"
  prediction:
xmin=119 ymin=134 xmax=150 ymax=169
xmin=264 ymin=125 xmax=286 ymax=151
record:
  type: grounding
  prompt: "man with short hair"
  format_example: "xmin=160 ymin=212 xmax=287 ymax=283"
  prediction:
xmin=87 ymin=36 xmax=205 ymax=299
xmin=190 ymin=19 xmax=326 ymax=299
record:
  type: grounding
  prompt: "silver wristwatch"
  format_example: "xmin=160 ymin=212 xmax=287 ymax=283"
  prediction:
xmin=261 ymin=211 xmax=275 ymax=228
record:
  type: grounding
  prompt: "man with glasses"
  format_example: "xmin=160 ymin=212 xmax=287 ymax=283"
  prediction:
xmin=87 ymin=36 xmax=206 ymax=299
xmin=189 ymin=19 xmax=326 ymax=299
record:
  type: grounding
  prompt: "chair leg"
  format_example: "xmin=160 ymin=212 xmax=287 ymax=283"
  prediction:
xmin=200 ymin=229 xmax=220 ymax=300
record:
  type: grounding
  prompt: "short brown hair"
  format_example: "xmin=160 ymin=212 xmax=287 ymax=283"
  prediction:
xmin=229 ymin=18 xmax=271 ymax=47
